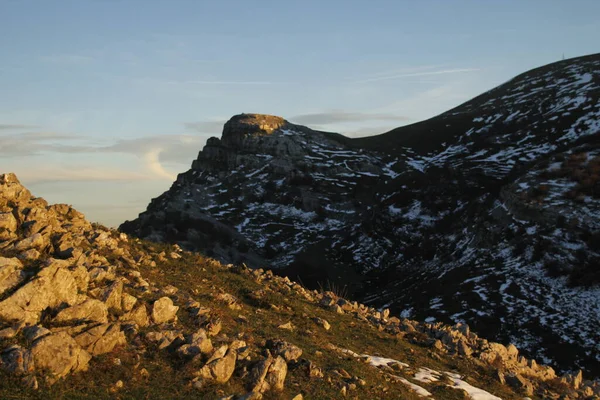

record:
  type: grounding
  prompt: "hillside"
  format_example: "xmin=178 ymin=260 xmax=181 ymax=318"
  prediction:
xmin=120 ymin=53 xmax=600 ymax=377
xmin=2 ymin=172 xmax=599 ymax=399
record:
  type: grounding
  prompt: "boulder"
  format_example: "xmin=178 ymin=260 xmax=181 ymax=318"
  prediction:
xmin=0 ymin=260 xmax=79 ymax=324
xmin=54 ymin=299 xmax=109 ymax=324
xmin=197 ymin=347 xmax=237 ymax=383
xmin=121 ymin=303 xmax=150 ymax=327
xmin=102 ymin=280 xmax=124 ymax=312
xmin=74 ymin=323 xmax=126 ymax=355
xmin=29 ymin=332 xmax=91 ymax=381
xmin=266 ymin=339 xmax=302 ymax=362
xmin=152 ymin=297 xmax=179 ymax=324
xmin=0 ymin=257 xmax=24 ymax=297
xmin=0 ymin=345 xmax=34 ymax=374
xmin=249 ymin=354 xmax=288 ymax=393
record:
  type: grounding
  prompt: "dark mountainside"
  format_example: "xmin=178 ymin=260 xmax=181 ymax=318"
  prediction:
xmin=120 ymin=54 xmax=600 ymax=377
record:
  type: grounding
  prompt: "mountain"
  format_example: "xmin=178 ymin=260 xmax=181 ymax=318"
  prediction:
xmin=120 ymin=54 xmax=600 ymax=377
xmin=4 ymin=172 xmax=596 ymax=399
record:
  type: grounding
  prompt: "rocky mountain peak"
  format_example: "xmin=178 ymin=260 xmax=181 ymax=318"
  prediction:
xmin=220 ymin=113 xmax=288 ymax=148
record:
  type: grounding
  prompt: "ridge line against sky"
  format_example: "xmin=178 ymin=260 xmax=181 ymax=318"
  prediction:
xmin=1 ymin=0 xmax=599 ymax=226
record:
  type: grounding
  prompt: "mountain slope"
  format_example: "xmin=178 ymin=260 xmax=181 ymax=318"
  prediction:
xmin=120 ymin=54 xmax=600 ymax=377
xmin=4 ymin=172 xmax=594 ymax=399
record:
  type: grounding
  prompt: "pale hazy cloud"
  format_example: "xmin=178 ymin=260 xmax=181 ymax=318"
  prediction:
xmin=290 ymin=111 xmax=409 ymax=126
xmin=0 ymin=124 xmax=40 ymax=130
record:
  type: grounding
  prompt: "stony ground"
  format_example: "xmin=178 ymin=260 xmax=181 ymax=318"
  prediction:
xmin=0 ymin=172 xmax=597 ymax=399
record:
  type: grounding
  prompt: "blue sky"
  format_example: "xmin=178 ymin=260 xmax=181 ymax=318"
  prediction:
xmin=1 ymin=0 xmax=599 ymax=226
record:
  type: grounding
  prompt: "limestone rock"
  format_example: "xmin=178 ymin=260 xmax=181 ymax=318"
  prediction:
xmin=266 ymin=339 xmax=302 ymax=362
xmin=121 ymin=293 xmax=138 ymax=312
xmin=102 ymin=280 xmax=124 ymax=312
xmin=151 ymin=297 xmax=179 ymax=324
xmin=0 ymin=260 xmax=79 ymax=324
xmin=249 ymin=354 xmax=288 ymax=394
xmin=0 ymin=257 xmax=24 ymax=297
xmin=29 ymin=332 xmax=91 ymax=381
xmin=0 ymin=345 xmax=34 ymax=374
xmin=313 ymin=317 xmax=331 ymax=331
xmin=197 ymin=347 xmax=237 ymax=383
xmin=121 ymin=303 xmax=150 ymax=327
xmin=54 ymin=299 xmax=109 ymax=324
xmin=74 ymin=323 xmax=126 ymax=355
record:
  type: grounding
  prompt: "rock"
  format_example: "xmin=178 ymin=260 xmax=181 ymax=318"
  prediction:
xmin=277 ymin=322 xmax=294 ymax=331
xmin=152 ymin=297 xmax=179 ymax=324
xmin=22 ymin=325 xmax=52 ymax=342
xmin=54 ymin=299 xmax=109 ymax=324
xmin=121 ymin=293 xmax=138 ymax=312
xmin=13 ymin=233 xmax=46 ymax=252
xmin=266 ymin=356 xmax=287 ymax=390
xmin=0 ymin=257 xmax=24 ymax=297
xmin=572 ymin=370 xmax=583 ymax=389
xmin=313 ymin=317 xmax=331 ymax=331
xmin=189 ymin=329 xmax=213 ymax=355
xmin=0 ymin=259 xmax=79 ymax=324
xmin=506 ymin=373 xmax=534 ymax=396
xmin=74 ymin=323 xmax=126 ymax=355
xmin=457 ymin=339 xmax=472 ymax=357
xmin=197 ymin=347 xmax=237 ymax=383
xmin=29 ymin=332 xmax=91 ymax=381
xmin=249 ymin=354 xmax=288 ymax=393
xmin=0 ymin=212 xmax=17 ymax=236
xmin=102 ymin=280 xmax=124 ymax=312
xmin=1 ymin=345 xmax=34 ymax=374
xmin=266 ymin=339 xmax=302 ymax=362
xmin=17 ymin=249 xmax=40 ymax=261
xmin=121 ymin=303 xmax=150 ymax=327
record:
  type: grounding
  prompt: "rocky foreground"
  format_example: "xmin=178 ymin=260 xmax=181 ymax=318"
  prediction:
xmin=0 ymin=171 xmax=598 ymax=399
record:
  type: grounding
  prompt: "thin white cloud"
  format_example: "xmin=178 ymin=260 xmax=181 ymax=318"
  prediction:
xmin=353 ymin=68 xmax=480 ymax=83
xmin=143 ymin=149 xmax=177 ymax=181
xmin=0 ymin=124 xmax=39 ymax=130
xmin=14 ymin=166 xmax=151 ymax=184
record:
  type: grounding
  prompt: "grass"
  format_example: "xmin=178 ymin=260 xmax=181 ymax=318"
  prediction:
xmin=0 ymin=238 xmax=531 ymax=399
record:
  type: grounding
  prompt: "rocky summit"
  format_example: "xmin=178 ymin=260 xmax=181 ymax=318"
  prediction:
xmin=121 ymin=54 xmax=600 ymax=379
xmin=1 ymin=172 xmax=600 ymax=399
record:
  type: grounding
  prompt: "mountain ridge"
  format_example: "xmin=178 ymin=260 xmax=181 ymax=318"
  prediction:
xmin=121 ymin=54 xmax=600 ymax=377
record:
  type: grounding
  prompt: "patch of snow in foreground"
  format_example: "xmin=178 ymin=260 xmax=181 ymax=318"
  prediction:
xmin=390 ymin=375 xmax=432 ymax=397
xmin=445 ymin=371 xmax=502 ymax=400
xmin=335 ymin=345 xmax=503 ymax=400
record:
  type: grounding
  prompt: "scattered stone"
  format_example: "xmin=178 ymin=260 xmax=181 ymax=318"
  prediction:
xmin=277 ymin=322 xmax=294 ymax=331
xmin=152 ymin=297 xmax=179 ymax=324
xmin=313 ymin=317 xmax=331 ymax=331
xmin=266 ymin=339 xmax=302 ymax=362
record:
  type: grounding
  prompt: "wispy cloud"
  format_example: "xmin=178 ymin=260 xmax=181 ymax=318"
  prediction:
xmin=290 ymin=111 xmax=409 ymax=126
xmin=0 ymin=124 xmax=40 ymax=130
xmin=143 ymin=149 xmax=176 ymax=180
xmin=352 ymin=68 xmax=480 ymax=83
xmin=16 ymin=166 xmax=151 ymax=184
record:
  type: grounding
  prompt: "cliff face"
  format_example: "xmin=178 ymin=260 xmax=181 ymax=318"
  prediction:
xmin=121 ymin=54 xmax=600 ymax=375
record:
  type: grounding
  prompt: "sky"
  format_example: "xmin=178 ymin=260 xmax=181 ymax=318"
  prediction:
xmin=1 ymin=0 xmax=599 ymax=227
